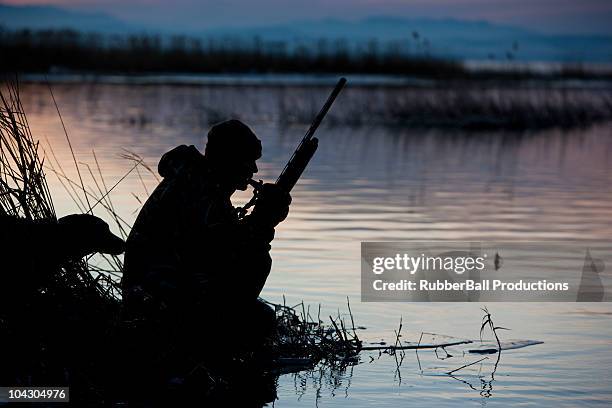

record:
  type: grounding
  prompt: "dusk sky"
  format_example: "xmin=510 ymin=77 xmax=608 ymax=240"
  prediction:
xmin=3 ymin=0 xmax=612 ymax=35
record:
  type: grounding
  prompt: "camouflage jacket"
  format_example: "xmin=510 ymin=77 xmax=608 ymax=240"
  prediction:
xmin=122 ymin=145 xmax=274 ymax=322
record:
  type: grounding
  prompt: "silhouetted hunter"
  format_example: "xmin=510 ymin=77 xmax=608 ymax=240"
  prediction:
xmin=121 ymin=79 xmax=345 ymax=381
xmin=121 ymin=120 xmax=291 ymax=366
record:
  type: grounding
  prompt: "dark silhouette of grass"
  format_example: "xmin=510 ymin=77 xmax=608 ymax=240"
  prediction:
xmin=276 ymin=85 xmax=612 ymax=130
xmin=3 ymin=28 xmax=611 ymax=81
xmin=0 ymin=27 xmax=465 ymax=77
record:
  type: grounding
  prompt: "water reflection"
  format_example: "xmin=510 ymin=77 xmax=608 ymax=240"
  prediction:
xmin=446 ymin=350 xmax=501 ymax=399
xmin=290 ymin=362 xmax=357 ymax=404
xmin=286 ymin=343 xmax=507 ymax=404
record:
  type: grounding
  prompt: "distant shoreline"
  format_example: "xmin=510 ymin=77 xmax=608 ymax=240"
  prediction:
xmin=16 ymin=72 xmax=612 ymax=90
xmin=3 ymin=28 xmax=612 ymax=83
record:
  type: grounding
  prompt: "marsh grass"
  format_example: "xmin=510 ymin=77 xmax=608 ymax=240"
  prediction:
xmin=269 ymin=296 xmax=362 ymax=369
xmin=1 ymin=77 xmax=126 ymax=398
xmin=0 ymin=77 xmax=54 ymax=219
xmin=0 ymin=28 xmax=465 ymax=78
xmin=1 ymin=77 xmax=120 ymax=302
xmin=280 ymin=84 xmax=612 ymax=130
xmin=480 ymin=306 xmax=510 ymax=352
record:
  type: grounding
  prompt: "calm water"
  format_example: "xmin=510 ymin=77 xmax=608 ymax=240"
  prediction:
xmin=18 ymin=80 xmax=612 ymax=407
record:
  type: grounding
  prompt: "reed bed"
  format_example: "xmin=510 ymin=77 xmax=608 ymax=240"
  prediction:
xmin=0 ymin=78 xmax=54 ymax=219
xmin=280 ymin=84 xmax=612 ymax=130
xmin=269 ymin=297 xmax=362 ymax=369
xmin=0 ymin=28 xmax=464 ymax=78
xmin=1 ymin=78 xmax=123 ymax=399
xmin=1 ymin=77 xmax=121 ymax=305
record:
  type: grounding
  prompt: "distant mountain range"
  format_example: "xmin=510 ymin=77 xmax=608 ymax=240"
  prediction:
xmin=1 ymin=4 xmax=611 ymax=62
xmin=0 ymin=4 xmax=131 ymax=33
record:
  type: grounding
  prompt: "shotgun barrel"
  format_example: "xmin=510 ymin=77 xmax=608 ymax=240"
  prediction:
xmin=275 ymin=77 xmax=347 ymax=192
xmin=240 ymin=78 xmax=347 ymax=219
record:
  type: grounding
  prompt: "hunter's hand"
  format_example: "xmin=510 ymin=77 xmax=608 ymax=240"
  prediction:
xmin=251 ymin=183 xmax=292 ymax=227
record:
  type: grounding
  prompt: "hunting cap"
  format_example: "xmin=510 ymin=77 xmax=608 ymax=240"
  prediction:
xmin=205 ymin=119 xmax=262 ymax=161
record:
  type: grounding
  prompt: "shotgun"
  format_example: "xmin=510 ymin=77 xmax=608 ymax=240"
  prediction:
xmin=273 ymin=77 xmax=347 ymax=192
xmin=239 ymin=77 xmax=347 ymax=218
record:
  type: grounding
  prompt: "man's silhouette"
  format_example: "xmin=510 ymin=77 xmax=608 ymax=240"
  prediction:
xmin=121 ymin=120 xmax=291 ymax=374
